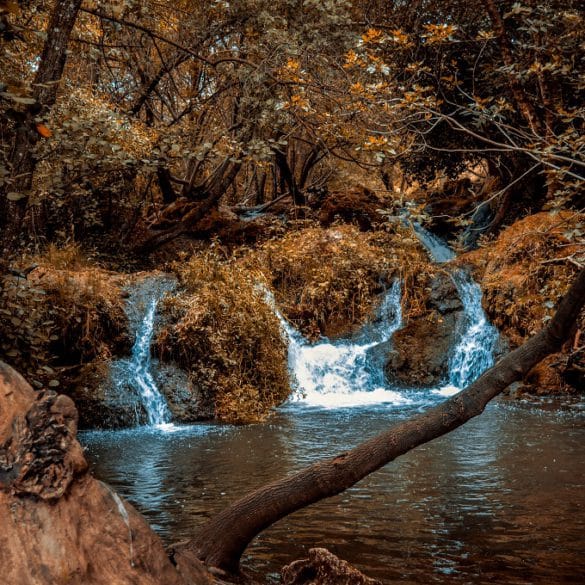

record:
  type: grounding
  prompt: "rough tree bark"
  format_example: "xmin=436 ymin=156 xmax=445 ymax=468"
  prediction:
xmin=0 ymin=0 xmax=83 ymax=253
xmin=177 ymin=268 xmax=585 ymax=575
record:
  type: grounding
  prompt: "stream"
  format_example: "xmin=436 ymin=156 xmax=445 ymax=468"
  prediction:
xmin=80 ymin=235 xmax=585 ymax=584
xmin=82 ymin=400 xmax=585 ymax=584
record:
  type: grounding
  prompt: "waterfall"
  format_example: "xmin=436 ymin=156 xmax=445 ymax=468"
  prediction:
xmin=412 ymin=224 xmax=498 ymax=390
xmin=260 ymin=225 xmax=498 ymax=409
xmin=114 ymin=278 xmax=175 ymax=426
xmin=411 ymin=224 xmax=456 ymax=263
xmin=264 ymin=281 xmax=411 ymax=408
xmin=447 ymin=271 xmax=498 ymax=388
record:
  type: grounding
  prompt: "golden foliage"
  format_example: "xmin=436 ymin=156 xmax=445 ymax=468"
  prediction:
xmin=0 ymin=244 xmax=129 ymax=388
xmin=461 ymin=211 xmax=585 ymax=347
xmin=246 ymin=224 xmax=432 ymax=339
xmin=157 ymin=251 xmax=289 ymax=424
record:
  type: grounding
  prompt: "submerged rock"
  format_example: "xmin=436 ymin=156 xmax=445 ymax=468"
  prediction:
xmin=281 ymin=548 xmax=381 ymax=585
xmin=0 ymin=360 xmax=205 ymax=585
xmin=386 ymin=272 xmax=464 ymax=387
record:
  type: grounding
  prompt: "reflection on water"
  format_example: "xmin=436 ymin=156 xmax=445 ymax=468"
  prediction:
xmin=81 ymin=399 xmax=585 ymax=584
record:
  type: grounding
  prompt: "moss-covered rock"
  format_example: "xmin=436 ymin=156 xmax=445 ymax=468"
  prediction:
xmin=386 ymin=272 xmax=464 ymax=387
xmin=461 ymin=211 xmax=585 ymax=394
xmin=249 ymin=224 xmax=433 ymax=339
xmin=157 ymin=252 xmax=290 ymax=424
xmin=0 ymin=247 xmax=130 ymax=391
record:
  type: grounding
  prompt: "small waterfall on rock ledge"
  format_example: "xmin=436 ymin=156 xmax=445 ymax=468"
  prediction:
xmin=447 ymin=271 xmax=498 ymax=388
xmin=265 ymin=281 xmax=410 ymax=407
xmin=413 ymin=224 xmax=499 ymax=391
xmin=114 ymin=278 xmax=175 ymax=426
xmin=263 ymin=226 xmax=499 ymax=408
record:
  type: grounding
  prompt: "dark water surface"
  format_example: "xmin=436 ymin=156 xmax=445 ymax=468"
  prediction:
xmin=81 ymin=398 xmax=585 ymax=584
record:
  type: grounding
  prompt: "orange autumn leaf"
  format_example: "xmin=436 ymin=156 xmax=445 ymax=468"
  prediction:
xmin=36 ymin=123 xmax=52 ymax=138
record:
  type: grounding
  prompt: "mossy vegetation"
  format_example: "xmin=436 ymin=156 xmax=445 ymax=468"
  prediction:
xmin=156 ymin=251 xmax=290 ymax=423
xmin=462 ymin=212 xmax=585 ymax=393
xmin=0 ymin=244 xmax=129 ymax=390
xmin=247 ymin=223 xmax=434 ymax=339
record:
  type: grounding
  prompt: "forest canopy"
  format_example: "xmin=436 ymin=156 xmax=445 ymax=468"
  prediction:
xmin=1 ymin=0 xmax=583 ymax=255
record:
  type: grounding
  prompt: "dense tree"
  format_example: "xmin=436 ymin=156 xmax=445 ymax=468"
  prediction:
xmin=343 ymin=0 xmax=584 ymax=236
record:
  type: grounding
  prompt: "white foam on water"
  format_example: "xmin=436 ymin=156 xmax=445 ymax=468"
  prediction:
xmin=259 ymin=225 xmax=499 ymax=411
xmin=432 ymin=384 xmax=461 ymax=397
xmin=264 ymin=281 xmax=409 ymax=408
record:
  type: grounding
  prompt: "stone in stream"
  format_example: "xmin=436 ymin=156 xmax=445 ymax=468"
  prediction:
xmin=0 ymin=361 xmax=210 ymax=585
xmin=385 ymin=272 xmax=464 ymax=387
xmin=281 ymin=548 xmax=381 ymax=585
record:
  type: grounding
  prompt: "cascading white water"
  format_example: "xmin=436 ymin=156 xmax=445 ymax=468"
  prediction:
xmin=261 ymin=225 xmax=499 ymax=409
xmin=447 ymin=271 xmax=498 ymax=388
xmin=265 ymin=281 xmax=411 ymax=408
xmin=412 ymin=224 xmax=498 ymax=391
xmin=115 ymin=278 xmax=175 ymax=426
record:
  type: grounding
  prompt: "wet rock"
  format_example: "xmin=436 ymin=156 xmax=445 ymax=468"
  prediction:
xmin=0 ymin=360 xmax=203 ymax=585
xmin=281 ymin=548 xmax=381 ymax=585
xmin=67 ymin=359 xmax=211 ymax=429
xmin=154 ymin=361 xmax=213 ymax=421
xmin=386 ymin=272 xmax=464 ymax=387
xmin=67 ymin=361 xmax=145 ymax=429
xmin=564 ymin=347 xmax=585 ymax=391
xmin=519 ymin=354 xmax=571 ymax=395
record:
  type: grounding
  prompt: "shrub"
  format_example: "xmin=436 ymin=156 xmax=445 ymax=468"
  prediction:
xmin=0 ymin=244 xmax=129 ymax=389
xmin=157 ymin=251 xmax=290 ymax=423
xmin=247 ymin=224 xmax=433 ymax=338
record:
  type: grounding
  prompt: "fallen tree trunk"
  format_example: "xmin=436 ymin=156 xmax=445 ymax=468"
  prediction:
xmin=179 ymin=268 xmax=585 ymax=575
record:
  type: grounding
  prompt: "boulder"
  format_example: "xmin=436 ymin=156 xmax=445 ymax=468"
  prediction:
xmin=154 ymin=361 xmax=212 ymax=421
xmin=386 ymin=273 xmax=464 ymax=387
xmin=0 ymin=360 xmax=209 ymax=585
xmin=281 ymin=548 xmax=381 ymax=585
xmin=68 ymin=361 xmax=146 ymax=429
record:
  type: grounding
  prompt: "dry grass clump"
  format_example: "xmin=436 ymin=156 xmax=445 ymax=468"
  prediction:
xmin=0 ymin=244 xmax=129 ymax=389
xmin=156 ymin=251 xmax=290 ymax=424
xmin=460 ymin=211 xmax=585 ymax=393
xmin=462 ymin=211 xmax=584 ymax=346
xmin=246 ymin=224 xmax=432 ymax=338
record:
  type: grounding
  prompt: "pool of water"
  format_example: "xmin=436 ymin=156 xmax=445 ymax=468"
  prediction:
xmin=81 ymin=397 xmax=585 ymax=584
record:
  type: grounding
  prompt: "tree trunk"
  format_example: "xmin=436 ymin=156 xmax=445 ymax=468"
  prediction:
xmin=178 ymin=268 xmax=585 ymax=575
xmin=136 ymin=157 xmax=242 ymax=252
xmin=274 ymin=147 xmax=305 ymax=206
xmin=0 ymin=0 xmax=83 ymax=253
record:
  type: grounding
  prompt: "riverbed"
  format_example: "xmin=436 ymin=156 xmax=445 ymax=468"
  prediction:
xmin=81 ymin=396 xmax=585 ymax=584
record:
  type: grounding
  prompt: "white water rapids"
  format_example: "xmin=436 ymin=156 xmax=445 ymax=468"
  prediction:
xmin=264 ymin=281 xmax=410 ymax=408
